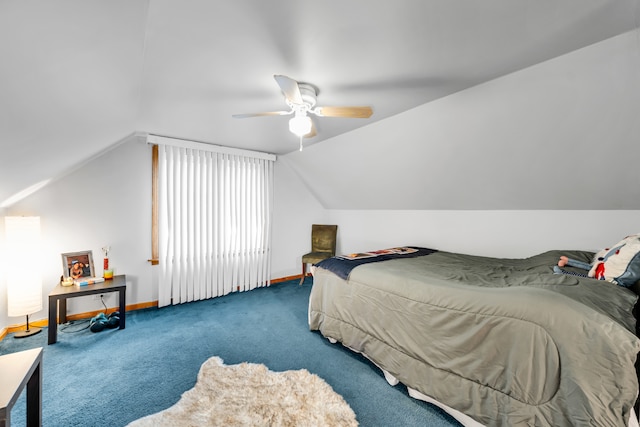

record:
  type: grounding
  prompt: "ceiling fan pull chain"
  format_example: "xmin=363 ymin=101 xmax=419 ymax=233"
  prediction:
xmin=299 ymin=136 xmax=303 ymax=151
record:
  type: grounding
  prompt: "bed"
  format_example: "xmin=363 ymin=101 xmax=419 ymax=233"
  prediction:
xmin=308 ymin=247 xmax=640 ymax=426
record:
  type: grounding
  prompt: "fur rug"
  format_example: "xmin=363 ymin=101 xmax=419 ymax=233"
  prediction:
xmin=127 ymin=356 xmax=358 ymax=426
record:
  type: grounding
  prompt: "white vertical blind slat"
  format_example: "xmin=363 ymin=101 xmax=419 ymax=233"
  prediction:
xmin=158 ymin=145 xmax=171 ymax=307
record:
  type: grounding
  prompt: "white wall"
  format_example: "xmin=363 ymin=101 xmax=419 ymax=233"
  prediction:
xmin=271 ymin=157 xmax=329 ymax=279
xmin=0 ymin=214 xmax=6 ymax=332
xmin=326 ymin=210 xmax=640 ymax=258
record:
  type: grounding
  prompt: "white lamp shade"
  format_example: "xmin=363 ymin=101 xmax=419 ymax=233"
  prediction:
xmin=5 ymin=216 xmax=43 ymax=317
xmin=289 ymin=114 xmax=312 ymax=136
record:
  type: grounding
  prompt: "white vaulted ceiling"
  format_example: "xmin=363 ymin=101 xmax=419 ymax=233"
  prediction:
xmin=1 ymin=1 xmax=639 ymax=208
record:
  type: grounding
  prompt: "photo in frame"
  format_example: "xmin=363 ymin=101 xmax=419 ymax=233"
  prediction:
xmin=61 ymin=251 xmax=95 ymax=279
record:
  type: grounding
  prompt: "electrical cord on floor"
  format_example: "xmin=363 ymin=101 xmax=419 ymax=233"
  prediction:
xmin=60 ymin=295 xmax=108 ymax=333
xmin=60 ymin=319 xmax=90 ymax=333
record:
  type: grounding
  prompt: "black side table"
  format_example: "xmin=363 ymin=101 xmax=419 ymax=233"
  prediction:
xmin=48 ymin=275 xmax=126 ymax=344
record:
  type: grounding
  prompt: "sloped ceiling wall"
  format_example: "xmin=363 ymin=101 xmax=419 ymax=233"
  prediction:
xmin=1 ymin=1 xmax=639 ymax=209
xmin=282 ymin=30 xmax=640 ymax=210
xmin=0 ymin=1 xmax=148 ymax=205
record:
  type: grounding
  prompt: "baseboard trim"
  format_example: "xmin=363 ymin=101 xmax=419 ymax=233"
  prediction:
xmin=271 ymin=274 xmax=305 ymax=284
xmin=0 ymin=277 xmax=305 ymax=343
xmin=2 ymin=302 xmax=159 ymax=337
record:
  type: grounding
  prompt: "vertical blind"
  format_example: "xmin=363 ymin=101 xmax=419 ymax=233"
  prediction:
xmin=153 ymin=136 xmax=275 ymax=307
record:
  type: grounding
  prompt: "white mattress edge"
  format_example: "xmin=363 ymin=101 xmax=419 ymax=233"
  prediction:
xmin=630 ymin=408 xmax=640 ymax=427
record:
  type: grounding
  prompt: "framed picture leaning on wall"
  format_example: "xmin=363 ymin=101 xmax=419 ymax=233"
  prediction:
xmin=61 ymin=250 xmax=95 ymax=279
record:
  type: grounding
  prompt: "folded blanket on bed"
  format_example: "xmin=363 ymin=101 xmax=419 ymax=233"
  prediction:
xmin=316 ymin=246 xmax=438 ymax=280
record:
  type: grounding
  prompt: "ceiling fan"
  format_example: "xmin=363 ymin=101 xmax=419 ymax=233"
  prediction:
xmin=233 ymin=75 xmax=373 ymax=149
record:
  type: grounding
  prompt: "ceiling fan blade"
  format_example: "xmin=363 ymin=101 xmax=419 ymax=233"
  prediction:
xmin=274 ymin=75 xmax=303 ymax=105
xmin=232 ymin=110 xmax=292 ymax=118
xmin=313 ymin=106 xmax=373 ymax=118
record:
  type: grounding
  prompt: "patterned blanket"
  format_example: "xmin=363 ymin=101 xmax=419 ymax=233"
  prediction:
xmin=315 ymin=246 xmax=438 ymax=280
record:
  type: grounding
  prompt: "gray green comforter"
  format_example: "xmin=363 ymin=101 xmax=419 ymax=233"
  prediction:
xmin=308 ymin=249 xmax=640 ymax=426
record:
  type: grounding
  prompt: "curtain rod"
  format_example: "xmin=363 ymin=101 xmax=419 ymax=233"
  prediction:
xmin=146 ymin=134 xmax=277 ymax=162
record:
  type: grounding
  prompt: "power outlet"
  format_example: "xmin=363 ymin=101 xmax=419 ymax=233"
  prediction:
xmin=93 ymin=294 xmax=104 ymax=300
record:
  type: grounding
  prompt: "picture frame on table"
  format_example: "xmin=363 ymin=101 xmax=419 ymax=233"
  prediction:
xmin=61 ymin=250 xmax=95 ymax=279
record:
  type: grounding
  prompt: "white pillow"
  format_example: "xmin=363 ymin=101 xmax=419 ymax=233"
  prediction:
xmin=588 ymin=234 xmax=640 ymax=287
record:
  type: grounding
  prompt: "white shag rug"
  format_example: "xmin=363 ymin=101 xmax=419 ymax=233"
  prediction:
xmin=127 ymin=356 xmax=358 ymax=427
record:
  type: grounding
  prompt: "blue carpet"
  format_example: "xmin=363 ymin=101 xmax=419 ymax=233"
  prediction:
xmin=1 ymin=278 xmax=462 ymax=427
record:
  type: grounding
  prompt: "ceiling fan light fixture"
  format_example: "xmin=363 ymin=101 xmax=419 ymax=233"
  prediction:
xmin=233 ymin=75 xmax=372 ymax=141
xmin=289 ymin=114 xmax=312 ymax=137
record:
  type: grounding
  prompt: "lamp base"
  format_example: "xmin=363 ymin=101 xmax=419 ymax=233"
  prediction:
xmin=13 ymin=314 xmax=42 ymax=339
xmin=14 ymin=327 xmax=42 ymax=339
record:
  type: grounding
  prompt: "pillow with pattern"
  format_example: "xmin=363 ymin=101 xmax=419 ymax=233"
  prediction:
xmin=588 ymin=234 xmax=640 ymax=287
